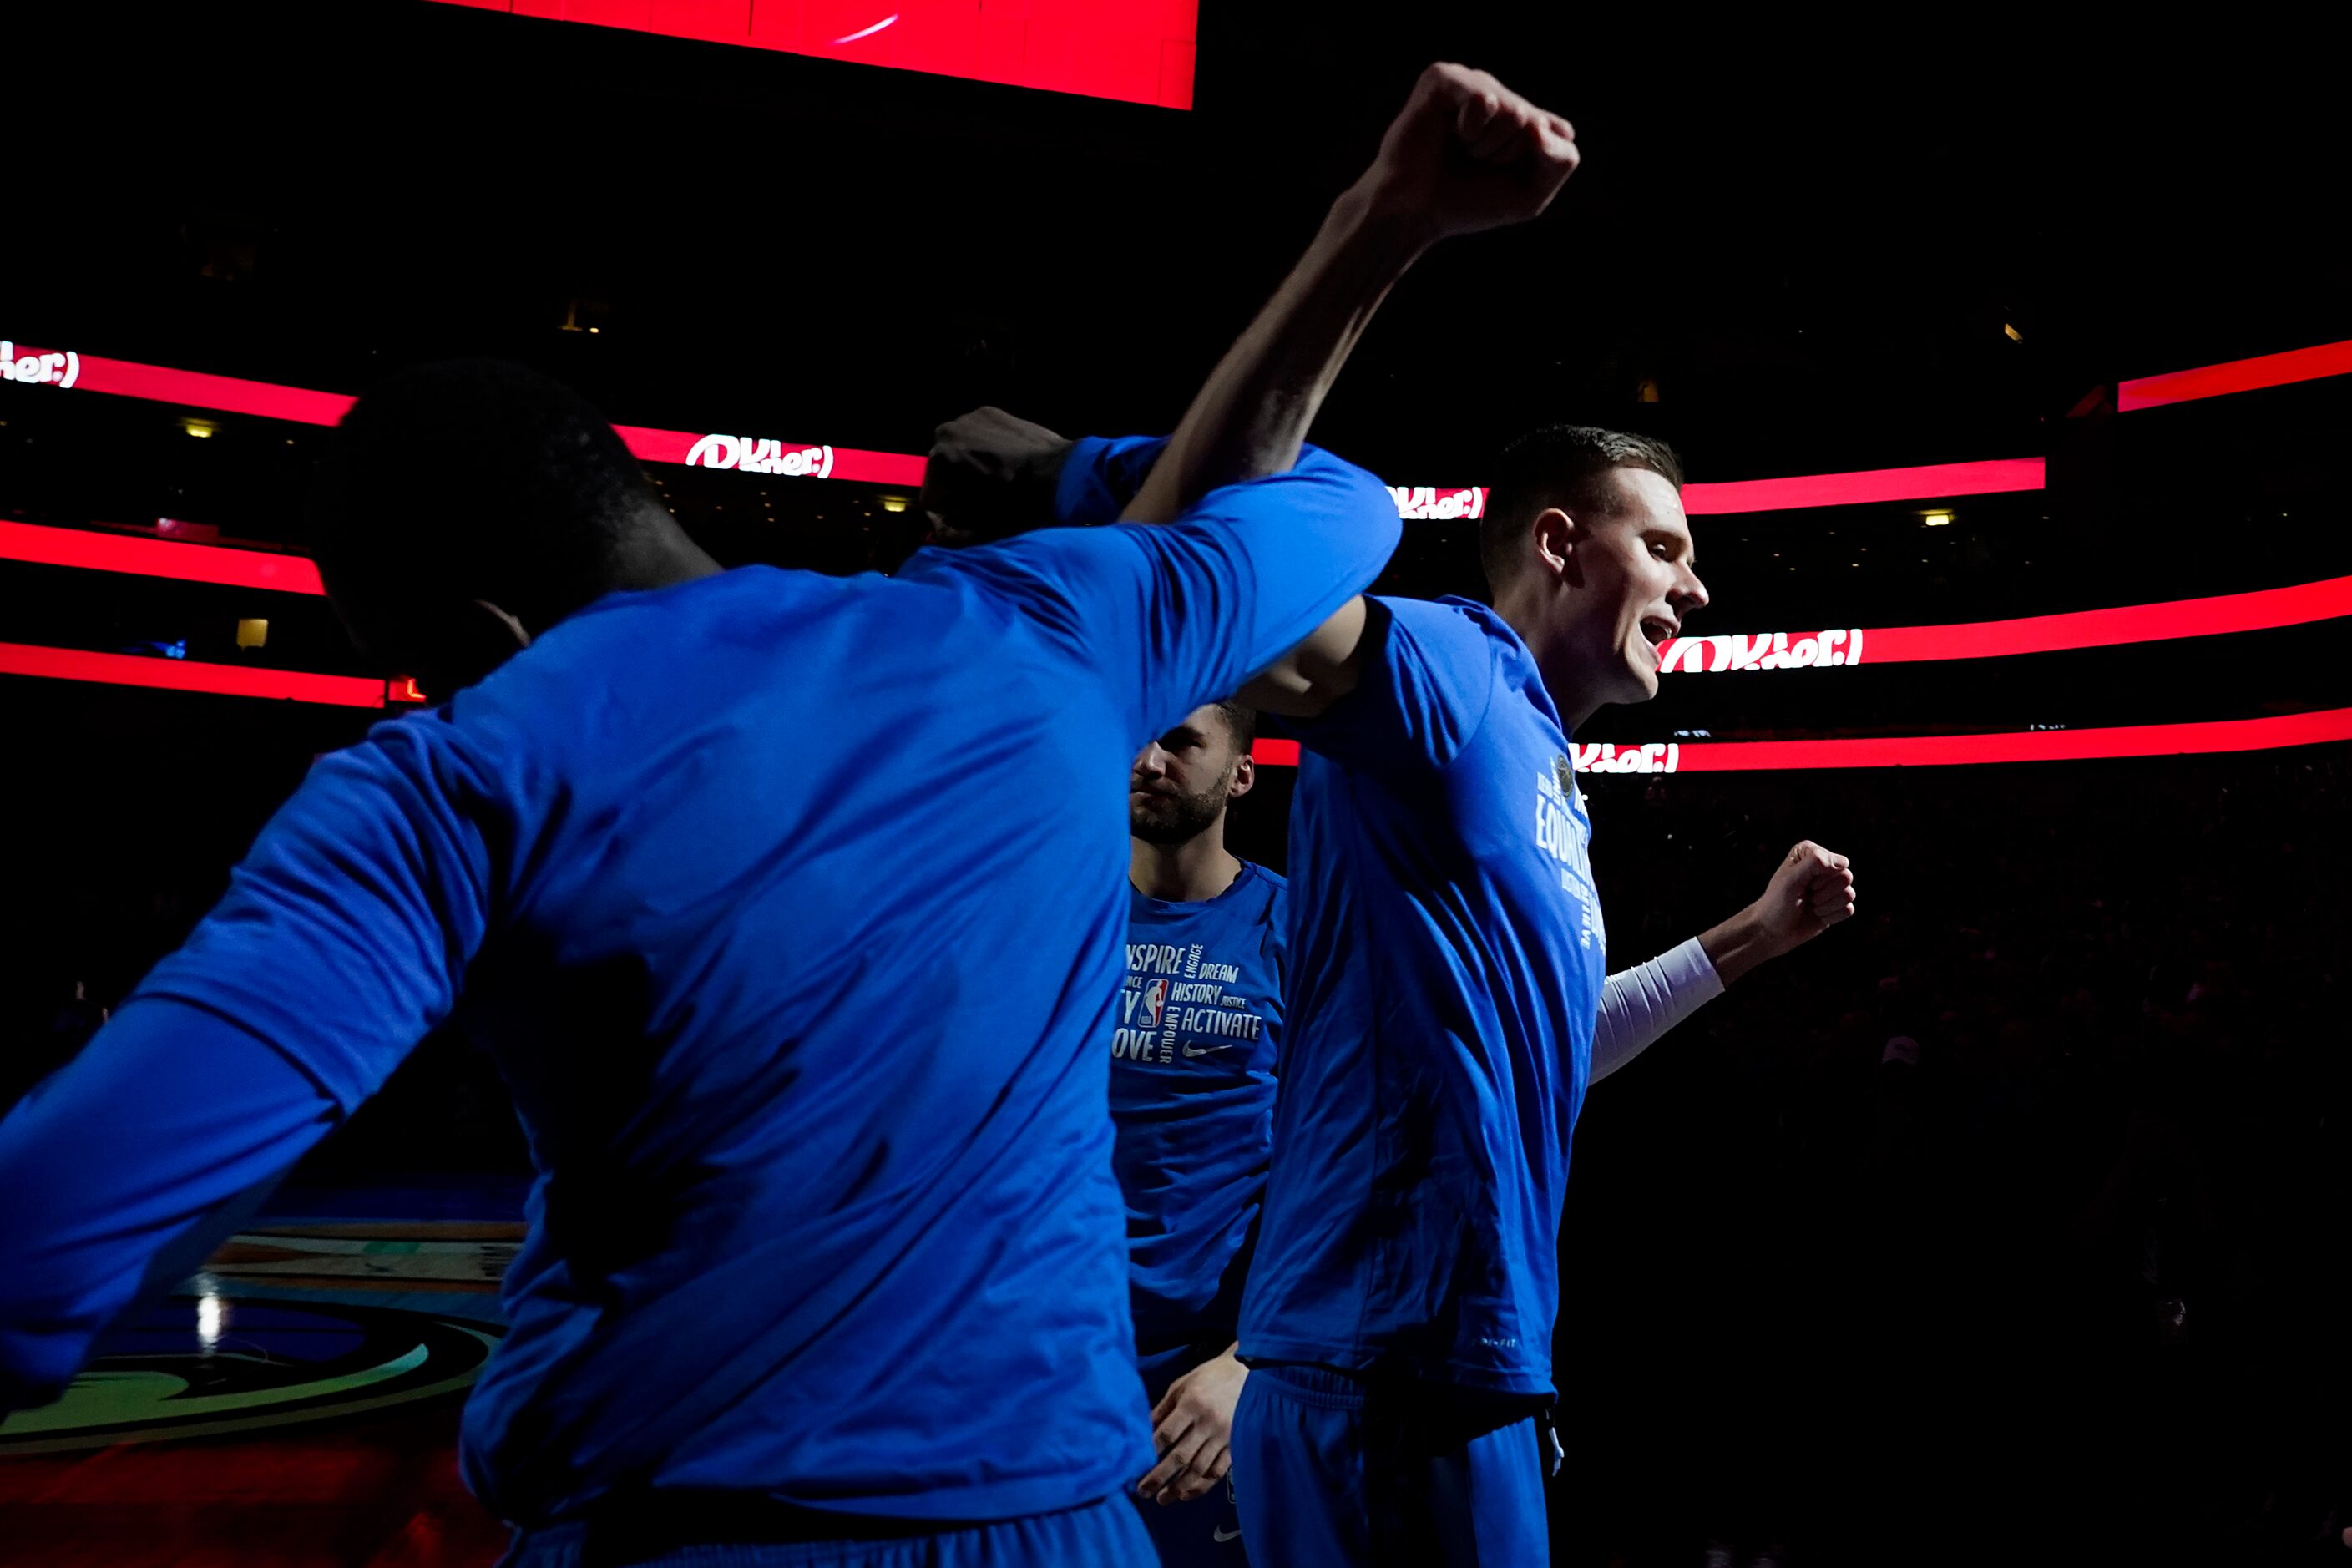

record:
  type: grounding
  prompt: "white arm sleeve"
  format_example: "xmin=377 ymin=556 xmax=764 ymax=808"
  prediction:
xmin=1591 ymin=937 xmax=1724 ymax=1085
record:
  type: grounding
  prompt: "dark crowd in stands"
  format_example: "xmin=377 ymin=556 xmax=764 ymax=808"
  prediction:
xmin=1550 ymin=751 xmax=2350 ymax=1567
xmin=3 ymin=745 xmax=2345 ymax=1565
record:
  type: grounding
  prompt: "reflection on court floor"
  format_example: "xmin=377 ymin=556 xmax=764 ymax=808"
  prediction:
xmin=0 ymin=1217 xmax=522 ymax=1565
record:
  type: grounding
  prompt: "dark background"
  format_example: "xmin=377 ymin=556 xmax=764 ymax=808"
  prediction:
xmin=3 ymin=4 xmax=2349 ymax=1564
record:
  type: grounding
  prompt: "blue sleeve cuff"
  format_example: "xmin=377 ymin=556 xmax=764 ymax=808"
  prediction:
xmin=1053 ymin=435 xmax=1172 ymax=528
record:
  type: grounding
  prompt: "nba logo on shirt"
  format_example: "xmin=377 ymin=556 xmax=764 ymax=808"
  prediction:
xmin=1143 ymin=979 xmax=1169 ymax=1028
xmin=1535 ymin=761 xmax=1601 ymax=950
xmin=1535 ymin=764 xmax=1582 ymax=885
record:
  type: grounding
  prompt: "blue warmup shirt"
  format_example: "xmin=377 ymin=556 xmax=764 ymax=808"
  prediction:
xmin=0 ymin=439 xmax=1402 ymax=1528
xmin=1237 ymin=596 xmax=1607 ymax=1398
xmin=1110 ymin=864 xmax=1287 ymax=1387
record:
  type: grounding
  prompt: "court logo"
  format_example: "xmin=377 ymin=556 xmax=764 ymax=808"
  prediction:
xmin=1 ymin=340 xmax=81 ymax=387
xmin=0 ymin=1297 xmax=499 ymax=1455
xmin=685 ymin=433 xmax=835 ymax=478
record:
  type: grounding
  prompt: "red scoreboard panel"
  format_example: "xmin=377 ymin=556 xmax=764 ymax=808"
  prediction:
xmin=426 ymin=0 xmax=1199 ymax=109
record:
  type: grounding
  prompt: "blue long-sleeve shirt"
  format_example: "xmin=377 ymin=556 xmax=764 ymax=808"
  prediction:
xmin=0 ymin=439 xmax=1401 ymax=1527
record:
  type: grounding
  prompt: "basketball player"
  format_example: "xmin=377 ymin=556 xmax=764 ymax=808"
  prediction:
xmin=0 ymin=329 xmax=1404 ymax=1560
xmin=1072 ymin=518 xmax=1851 ymax=1564
xmin=923 ymin=59 xmax=1596 ymax=1565
xmin=1227 ymin=426 xmax=1856 ymax=1561
xmin=1043 ymin=72 xmax=1857 ymax=1561
xmin=1102 ymin=697 xmax=1831 ymax=1567
xmin=1115 ymin=700 xmax=1283 ymax=1566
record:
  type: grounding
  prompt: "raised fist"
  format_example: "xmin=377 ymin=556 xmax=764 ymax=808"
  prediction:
xmin=921 ymin=406 xmax=1075 ymax=545
xmin=1752 ymin=841 xmax=1858 ymax=955
xmin=1359 ymin=63 xmax=1581 ymax=245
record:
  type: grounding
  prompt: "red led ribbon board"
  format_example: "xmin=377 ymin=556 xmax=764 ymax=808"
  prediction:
xmin=1656 ymin=575 xmax=2352 ymax=673
xmin=0 ymin=643 xmax=387 ymax=709
xmin=0 ymin=521 xmax=327 ymax=595
xmin=2117 ymin=339 xmax=2352 ymax=412
xmin=0 ymin=344 xmax=2061 ymax=509
xmin=4 ymin=609 xmax=2345 ymax=763
xmin=1672 ymin=711 xmax=2352 ymax=771
xmin=425 ymin=1 xmax=1199 ymax=109
xmin=9 ymin=336 xmax=2348 ymax=510
xmin=8 ymin=514 xmax=2350 ymax=673
xmin=71 ymin=356 xmax=356 ymax=426
xmin=1251 ymin=711 xmax=2352 ymax=772
xmin=1680 ymin=458 xmax=2044 ymax=514
xmin=608 ymin=425 xmax=927 ymax=486
xmin=1 ymin=341 xmax=927 ymax=486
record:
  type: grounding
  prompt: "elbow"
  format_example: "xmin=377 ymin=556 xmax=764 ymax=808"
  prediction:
xmin=1297 ymin=448 xmax=1404 ymax=565
xmin=1236 ymin=665 xmax=1331 ymax=721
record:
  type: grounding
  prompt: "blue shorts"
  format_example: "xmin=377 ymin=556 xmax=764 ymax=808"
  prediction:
xmin=1134 ymin=1346 xmax=1252 ymax=1568
xmin=498 ymin=1495 xmax=1156 ymax=1567
xmin=1230 ymin=1365 xmax=1548 ymax=1568
xmin=1130 ymin=1472 xmax=1249 ymax=1568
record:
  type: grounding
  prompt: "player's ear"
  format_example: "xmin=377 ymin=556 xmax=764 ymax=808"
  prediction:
xmin=471 ymin=599 xmax=534 ymax=651
xmin=1530 ymin=506 xmax=1581 ymax=589
xmin=413 ymin=597 xmax=536 ymax=696
xmin=1227 ymin=755 xmax=1256 ymax=801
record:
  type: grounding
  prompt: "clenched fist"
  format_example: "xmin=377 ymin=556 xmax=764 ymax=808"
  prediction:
xmin=1358 ymin=63 xmax=1581 ymax=245
xmin=920 ymin=406 xmax=1075 ymax=546
xmin=1751 ymin=841 xmax=1857 ymax=955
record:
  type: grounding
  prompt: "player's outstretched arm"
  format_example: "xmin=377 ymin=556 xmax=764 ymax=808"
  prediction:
xmin=1146 ymin=63 xmax=1580 ymax=716
xmin=1125 ymin=63 xmax=1580 ymax=528
xmin=912 ymin=68 xmax=1575 ymax=736
xmin=0 ymin=732 xmax=489 ymax=1409
xmin=1591 ymin=842 xmax=1856 ymax=1084
xmin=0 ymin=1002 xmax=341 ymax=1409
xmin=920 ymin=64 xmax=1576 ymax=549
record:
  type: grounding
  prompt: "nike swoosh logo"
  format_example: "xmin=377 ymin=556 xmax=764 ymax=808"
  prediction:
xmin=1181 ymin=1044 xmax=1235 ymax=1058
xmin=1213 ymin=1526 xmax=1243 ymax=1542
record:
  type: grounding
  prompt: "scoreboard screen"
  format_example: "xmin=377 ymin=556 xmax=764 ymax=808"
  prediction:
xmin=426 ymin=1 xmax=1199 ymax=109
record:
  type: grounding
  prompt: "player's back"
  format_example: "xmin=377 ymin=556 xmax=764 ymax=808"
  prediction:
xmin=417 ymin=559 xmax=1151 ymax=1523
xmin=45 ymin=444 xmax=1398 ymax=1531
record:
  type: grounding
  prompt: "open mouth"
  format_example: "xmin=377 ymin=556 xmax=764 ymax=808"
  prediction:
xmin=1638 ymin=616 xmax=1678 ymax=652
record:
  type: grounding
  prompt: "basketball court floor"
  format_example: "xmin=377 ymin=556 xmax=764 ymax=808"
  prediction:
xmin=0 ymin=1182 xmax=527 ymax=1565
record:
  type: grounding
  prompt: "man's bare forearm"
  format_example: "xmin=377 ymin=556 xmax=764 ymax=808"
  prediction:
xmin=1696 ymin=903 xmax=1792 ymax=989
xmin=1125 ymin=64 xmax=1579 ymax=526
xmin=1121 ymin=185 xmax=1424 ymax=525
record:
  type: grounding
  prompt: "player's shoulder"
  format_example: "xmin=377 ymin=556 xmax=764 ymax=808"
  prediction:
xmin=446 ymin=566 xmax=886 ymax=722
xmin=1237 ymin=862 xmax=1289 ymax=930
xmin=1368 ymin=594 xmax=1513 ymax=657
xmin=553 ymin=564 xmax=864 ymax=650
xmin=1243 ymin=861 xmax=1290 ymax=898
xmin=397 ymin=568 xmax=841 ymax=782
xmin=1362 ymin=594 xmax=1517 ymax=713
